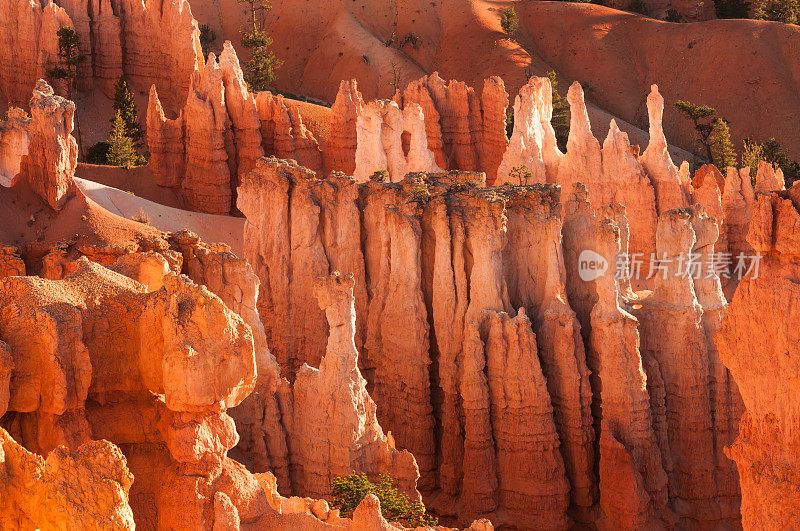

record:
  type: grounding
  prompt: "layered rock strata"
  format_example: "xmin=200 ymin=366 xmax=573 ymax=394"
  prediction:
xmin=0 ymin=106 xmax=30 ymax=186
xmin=239 ymin=159 xmax=597 ymax=527
xmin=716 ymin=185 xmax=800 ymax=530
xmin=147 ymin=43 xmax=323 ymax=213
xmin=288 ymin=272 xmax=421 ymax=501
xmin=633 ymin=207 xmax=741 ymax=528
xmin=0 ymin=0 xmax=202 ymax=109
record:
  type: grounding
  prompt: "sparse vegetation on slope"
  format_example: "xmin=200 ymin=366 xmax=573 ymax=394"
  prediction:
xmin=330 ymin=473 xmax=438 ymax=526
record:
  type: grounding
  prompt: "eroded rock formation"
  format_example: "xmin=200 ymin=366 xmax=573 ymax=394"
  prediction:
xmin=0 ymin=106 xmax=29 ymax=186
xmin=0 ymin=0 xmax=201 ymax=110
xmin=0 ymin=427 xmax=135 ymax=529
xmin=717 ymin=185 xmax=800 ymax=529
xmin=239 ymin=159 xmax=597 ymax=527
xmin=353 ymin=99 xmax=441 ymax=182
xmin=147 ymin=43 xmax=323 ymax=213
xmin=288 ymin=272 xmax=420 ymax=501
xmin=18 ymin=80 xmax=77 ymax=211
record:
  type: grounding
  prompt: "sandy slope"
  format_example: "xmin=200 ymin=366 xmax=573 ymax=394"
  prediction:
xmin=75 ymin=177 xmax=244 ymax=255
xmin=195 ymin=0 xmax=800 ymax=160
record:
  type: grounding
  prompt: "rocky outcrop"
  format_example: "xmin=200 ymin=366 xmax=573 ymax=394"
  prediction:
xmin=324 ymin=79 xmax=364 ymax=176
xmin=496 ymin=76 xmax=555 ymax=185
xmin=18 ymin=80 xmax=77 ymax=211
xmin=182 ymin=54 xmax=232 ymax=214
xmin=353 ymin=99 xmax=441 ymax=182
xmin=0 ymin=427 xmax=135 ymax=529
xmin=716 ymin=185 xmax=800 ymax=530
xmin=640 ymin=85 xmax=688 ymax=214
xmin=0 ymin=107 xmax=30 ymax=186
xmin=498 ymin=77 xmax=658 ymax=264
xmin=219 ymin=42 xmax=264 ymax=191
xmin=240 ymin=161 xmax=593 ymax=526
xmin=394 ymin=73 xmax=509 ymax=180
xmin=0 ymin=0 xmax=201 ymax=109
xmin=0 ymin=0 xmax=72 ymax=107
xmin=288 ymin=272 xmax=421 ymax=501
xmin=146 ymin=44 xmax=325 ymax=213
xmin=633 ymin=207 xmax=740 ymax=528
xmin=0 ymin=245 xmax=25 ymax=278
xmin=590 ymin=217 xmax=669 ymax=529
xmin=461 ymin=309 xmax=571 ymax=529
xmin=256 ymin=91 xmax=323 ymax=173
xmin=147 ymin=85 xmax=186 ymax=188
xmin=754 ymin=160 xmax=785 ymax=194
xmin=0 ymin=259 xmax=258 ymax=527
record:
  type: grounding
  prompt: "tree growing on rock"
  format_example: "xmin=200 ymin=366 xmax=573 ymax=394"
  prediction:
xmin=108 ymin=112 xmax=138 ymax=168
xmin=710 ymin=118 xmax=737 ymax=170
xmin=48 ymin=26 xmax=86 ymax=159
xmin=743 ymin=137 xmax=800 ymax=186
xmin=548 ymin=70 xmax=570 ymax=151
xmin=111 ymin=76 xmax=145 ymax=149
xmin=238 ymin=0 xmax=281 ymax=91
xmin=675 ymin=100 xmax=718 ymax=163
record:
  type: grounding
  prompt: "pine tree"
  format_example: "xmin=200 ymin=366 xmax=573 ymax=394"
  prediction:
xmin=199 ymin=24 xmax=218 ymax=59
xmin=108 ymin=112 xmax=138 ymax=168
xmin=48 ymin=26 xmax=86 ymax=159
xmin=500 ymin=7 xmax=519 ymax=36
xmin=741 ymin=137 xmax=764 ymax=178
xmin=674 ymin=100 xmax=717 ymax=162
xmin=111 ymin=76 xmax=144 ymax=148
xmin=770 ymin=0 xmax=799 ymax=23
xmin=238 ymin=0 xmax=281 ymax=91
xmin=548 ymin=70 xmax=570 ymax=151
xmin=710 ymin=118 xmax=737 ymax=170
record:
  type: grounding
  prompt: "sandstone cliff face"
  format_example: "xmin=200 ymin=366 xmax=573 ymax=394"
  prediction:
xmin=0 ymin=0 xmax=201 ymax=110
xmin=0 ymin=0 xmax=72 ymax=107
xmin=0 ymin=427 xmax=135 ymax=530
xmin=237 ymin=144 xmax=757 ymax=528
xmin=0 ymin=107 xmax=30 ymax=186
xmin=352 ymin=99 xmax=441 ymax=182
xmin=716 ymin=185 xmax=800 ymax=530
xmin=633 ymin=206 xmax=741 ymax=528
xmin=147 ymin=43 xmax=324 ymax=213
xmin=288 ymin=272 xmax=421 ymax=501
xmin=240 ymin=160 xmax=595 ymax=527
xmin=18 ymin=80 xmax=77 ymax=211
xmin=324 ymin=80 xmax=364 ymax=176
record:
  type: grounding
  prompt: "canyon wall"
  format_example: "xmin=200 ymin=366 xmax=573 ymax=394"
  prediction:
xmin=237 ymin=146 xmax=746 ymax=528
xmin=716 ymin=184 xmax=800 ymax=529
xmin=0 ymin=0 xmax=202 ymax=111
xmin=147 ymin=42 xmax=322 ymax=214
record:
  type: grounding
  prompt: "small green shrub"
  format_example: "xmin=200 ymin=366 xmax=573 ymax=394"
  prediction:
xmin=330 ymin=473 xmax=437 ymax=527
xmin=500 ymin=7 xmax=519 ymax=36
xmin=510 ymin=165 xmax=533 ymax=186
xmin=409 ymin=185 xmax=430 ymax=199
xmin=371 ymin=170 xmax=388 ymax=182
